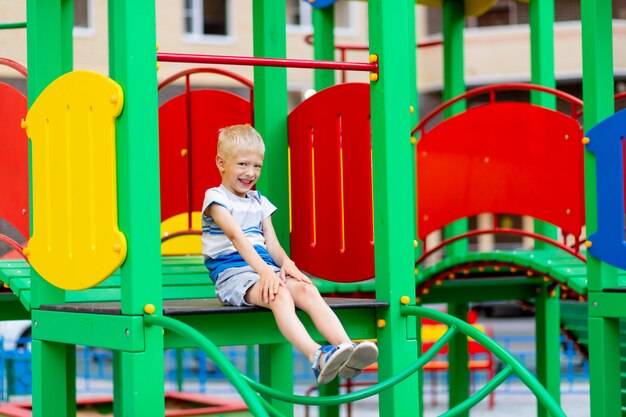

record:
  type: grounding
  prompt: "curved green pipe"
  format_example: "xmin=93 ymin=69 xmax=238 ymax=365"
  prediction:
xmin=440 ymin=365 xmax=513 ymax=417
xmin=243 ymin=327 xmax=459 ymax=406
xmin=143 ymin=314 xmax=270 ymax=417
xmin=401 ymin=305 xmax=567 ymax=417
xmin=0 ymin=22 xmax=26 ymax=29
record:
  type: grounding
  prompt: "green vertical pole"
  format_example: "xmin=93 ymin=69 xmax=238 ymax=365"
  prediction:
xmin=441 ymin=2 xmax=469 ymax=414
xmin=529 ymin=3 xmax=561 ymax=414
xmin=31 ymin=341 xmax=76 ymax=417
xmin=408 ymin=3 xmax=422 ymax=415
xmin=312 ymin=6 xmax=335 ymax=91
xmin=258 ymin=343 xmax=294 ymax=417
xmin=368 ymin=0 xmax=420 ymax=415
xmin=529 ymin=0 xmax=557 ymax=246
xmin=26 ymin=2 xmax=74 ymax=416
xmin=252 ymin=0 xmax=290 ymax=250
xmin=108 ymin=0 xmax=164 ymax=416
xmin=535 ymin=285 xmax=561 ymax=417
xmin=319 ymin=378 xmax=340 ymax=417
xmin=252 ymin=2 xmax=293 ymax=416
xmin=581 ymin=1 xmax=620 ymax=416
xmin=441 ymin=0 xmax=467 ymax=257
xmin=447 ymin=302 xmax=469 ymax=415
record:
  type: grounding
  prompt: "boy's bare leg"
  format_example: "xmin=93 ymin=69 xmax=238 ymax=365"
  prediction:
xmin=245 ymin=282 xmax=321 ymax=361
xmin=286 ymin=280 xmax=351 ymax=346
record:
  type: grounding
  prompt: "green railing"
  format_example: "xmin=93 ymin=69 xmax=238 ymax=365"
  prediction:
xmin=145 ymin=305 xmax=567 ymax=417
xmin=0 ymin=22 xmax=26 ymax=30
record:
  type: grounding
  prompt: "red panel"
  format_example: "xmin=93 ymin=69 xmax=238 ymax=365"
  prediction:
xmin=159 ymin=90 xmax=252 ymax=223
xmin=0 ymin=83 xmax=29 ymax=240
xmin=417 ymin=102 xmax=585 ymax=240
xmin=289 ymin=83 xmax=373 ymax=282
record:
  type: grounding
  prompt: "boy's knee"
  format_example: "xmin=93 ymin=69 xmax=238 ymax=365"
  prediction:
xmin=292 ymin=281 xmax=321 ymax=299
xmin=269 ymin=286 xmax=295 ymax=306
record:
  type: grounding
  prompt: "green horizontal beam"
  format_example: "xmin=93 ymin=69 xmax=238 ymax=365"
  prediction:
xmin=32 ymin=310 xmax=146 ymax=351
xmin=588 ymin=292 xmax=626 ymax=318
xmin=421 ymin=278 xmax=543 ymax=303
xmin=164 ymin=307 xmax=379 ymax=349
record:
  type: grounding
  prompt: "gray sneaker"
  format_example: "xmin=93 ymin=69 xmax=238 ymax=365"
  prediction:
xmin=338 ymin=341 xmax=378 ymax=379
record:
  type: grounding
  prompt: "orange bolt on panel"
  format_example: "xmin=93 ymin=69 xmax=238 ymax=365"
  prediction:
xmin=369 ymin=73 xmax=379 ymax=82
xmin=400 ymin=295 xmax=411 ymax=305
xmin=368 ymin=54 xmax=378 ymax=63
xmin=144 ymin=304 xmax=156 ymax=314
xmin=585 ymin=240 xmax=592 ymax=248
xmin=180 ymin=148 xmax=188 ymax=157
xmin=410 ymin=105 xmax=414 ymax=114
xmin=582 ymin=137 xmax=590 ymax=145
xmin=377 ymin=319 xmax=386 ymax=328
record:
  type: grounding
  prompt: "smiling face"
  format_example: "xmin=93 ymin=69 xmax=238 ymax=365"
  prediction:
xmin=217 ymin=151 xmax=264 ymax=198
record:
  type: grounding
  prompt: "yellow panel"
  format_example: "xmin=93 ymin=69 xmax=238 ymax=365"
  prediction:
xmin=23 ymin=71 xmax=127 ymax=290
xmin=160 ymin=212 xmax=202 ymax=256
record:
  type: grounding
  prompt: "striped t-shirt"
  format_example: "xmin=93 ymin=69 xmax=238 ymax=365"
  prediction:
xmin=201 ymin=184 xmax=277 ymax=282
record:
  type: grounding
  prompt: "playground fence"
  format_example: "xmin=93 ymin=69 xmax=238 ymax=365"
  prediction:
xmin=0 ymin=335 xmax=589 ymax=401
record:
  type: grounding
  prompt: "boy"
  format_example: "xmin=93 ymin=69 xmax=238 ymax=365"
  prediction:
xmin=202 ymin=125 xmax=377 ymax=384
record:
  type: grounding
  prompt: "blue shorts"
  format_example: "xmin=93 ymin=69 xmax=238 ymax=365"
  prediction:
xmin=215 ymin=265 xmax=281 ymax=307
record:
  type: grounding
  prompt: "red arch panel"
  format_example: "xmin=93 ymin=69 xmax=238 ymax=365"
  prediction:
xmin=0 ymin=83 xmax=29 ymax=240
xmin=416 ymin=102 xmax=585 ymax=240
xmin=159 ymin=89 xmax=252 ymax=223
xmin=289 ymin=83 xmax=373 ymax=282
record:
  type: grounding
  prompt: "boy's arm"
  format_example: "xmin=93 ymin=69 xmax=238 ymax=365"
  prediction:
xmin=208 ymin=204 xmax=284 ymax=303
xmin=262 ymin=216 xmax=311 ymax=284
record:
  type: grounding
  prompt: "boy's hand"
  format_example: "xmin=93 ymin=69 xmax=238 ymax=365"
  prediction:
xmin=259 ymin=268 xmax=285 ymax=304
xmin=280 ymin=260 xmax=312 ymax=284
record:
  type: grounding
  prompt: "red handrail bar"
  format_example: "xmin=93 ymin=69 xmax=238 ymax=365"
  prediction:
xmin=303 ymin=34 xmax=443 ymax=51
xmin=0 ymin=58 xmax=27 ymax=78
xmin=412 ymin=83 xmax=584 ymax=136
xmin=415 ymin=228 xmax=587 ymax=266
xmin=303 ymin=34 xmax=441 ymax=83
xmin=158 ymin=67 xmax=254 ymax=91
xmin=0 ymin=234 xmax=27 ymax=261
xmin=615 ymin=91 xmax=626 ymax=102
xmin=157 ymin=52 xmax=378 ymax=74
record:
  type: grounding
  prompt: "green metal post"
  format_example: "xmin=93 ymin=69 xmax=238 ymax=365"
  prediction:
xmin=319 ymin=378 xmax=340 ymax=417
xmin=108 ymin=0 xmax=164 ymax=415
xmin=252 ymin=0 xmax=290 ymax=250
xmin=535 ymin=285 xmax=561 ymax=417
xmin=368 ymin=0 xmax=420 ymax=415
xmin=31 ymin=341 xmax=76 ymax=417
xmin=529 ymin=0 xmax=558 ymax=246
xmin=441 ymin=0 xmax=468 ymax=257
xmin=312 ymin=6 xmax=336 ymax=91
xmin=252 ymin=2 xmax=293 ymax=415
xmin=441 ymin=2 xmax=470 ymax=413
xmin=26 ymin=2 xmax=74 ymax=416
xmin=581 ymin=0 xmax=618 ymax=292
xmin=176 ymin=349 xmax=184 ymax=391
xmin=258 ymin=343 xmax=294 ymax=417
xmin=581 ymin=1 xmax=620 ymax=416
xmin=447 ymin=302 xmax=469 ymax=415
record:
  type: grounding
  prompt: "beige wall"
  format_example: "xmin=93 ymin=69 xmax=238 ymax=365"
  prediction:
xmin=1 ymin=2 xmax=625 ymax=97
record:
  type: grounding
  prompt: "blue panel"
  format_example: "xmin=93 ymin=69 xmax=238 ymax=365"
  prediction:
xmin=586 ymin=109 xmax=626 ymax=270
xmin=303 ymin=0 xmax=337 ymax=9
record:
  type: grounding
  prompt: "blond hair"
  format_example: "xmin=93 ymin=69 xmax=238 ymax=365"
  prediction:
xmin=217 ymin=125 xmax=265 ymax=159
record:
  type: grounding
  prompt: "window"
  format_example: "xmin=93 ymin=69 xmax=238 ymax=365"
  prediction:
xmin=184 ymin=0 xmax=231 ymax=41
xmin=73 ymin=0 xmax=92 ymax=35
xmin=286 ymin=0 xmax=359 ymax=34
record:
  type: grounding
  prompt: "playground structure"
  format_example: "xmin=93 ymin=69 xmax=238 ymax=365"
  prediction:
xmin=0 ymin=1 xmax=624 ymax=417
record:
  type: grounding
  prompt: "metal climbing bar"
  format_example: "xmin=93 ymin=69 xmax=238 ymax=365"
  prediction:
xmin=143 ymin=314 xmax=270 ymax=417
xmin=440 ymin=365 xmax=513 ymax=417
xmin=400 ymin=305 xmax=567 ymax=417
xmin=157 ymin=52 xmax=378 ymax=73
xmin=243 ymin=327 xmax=458 ymax=406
